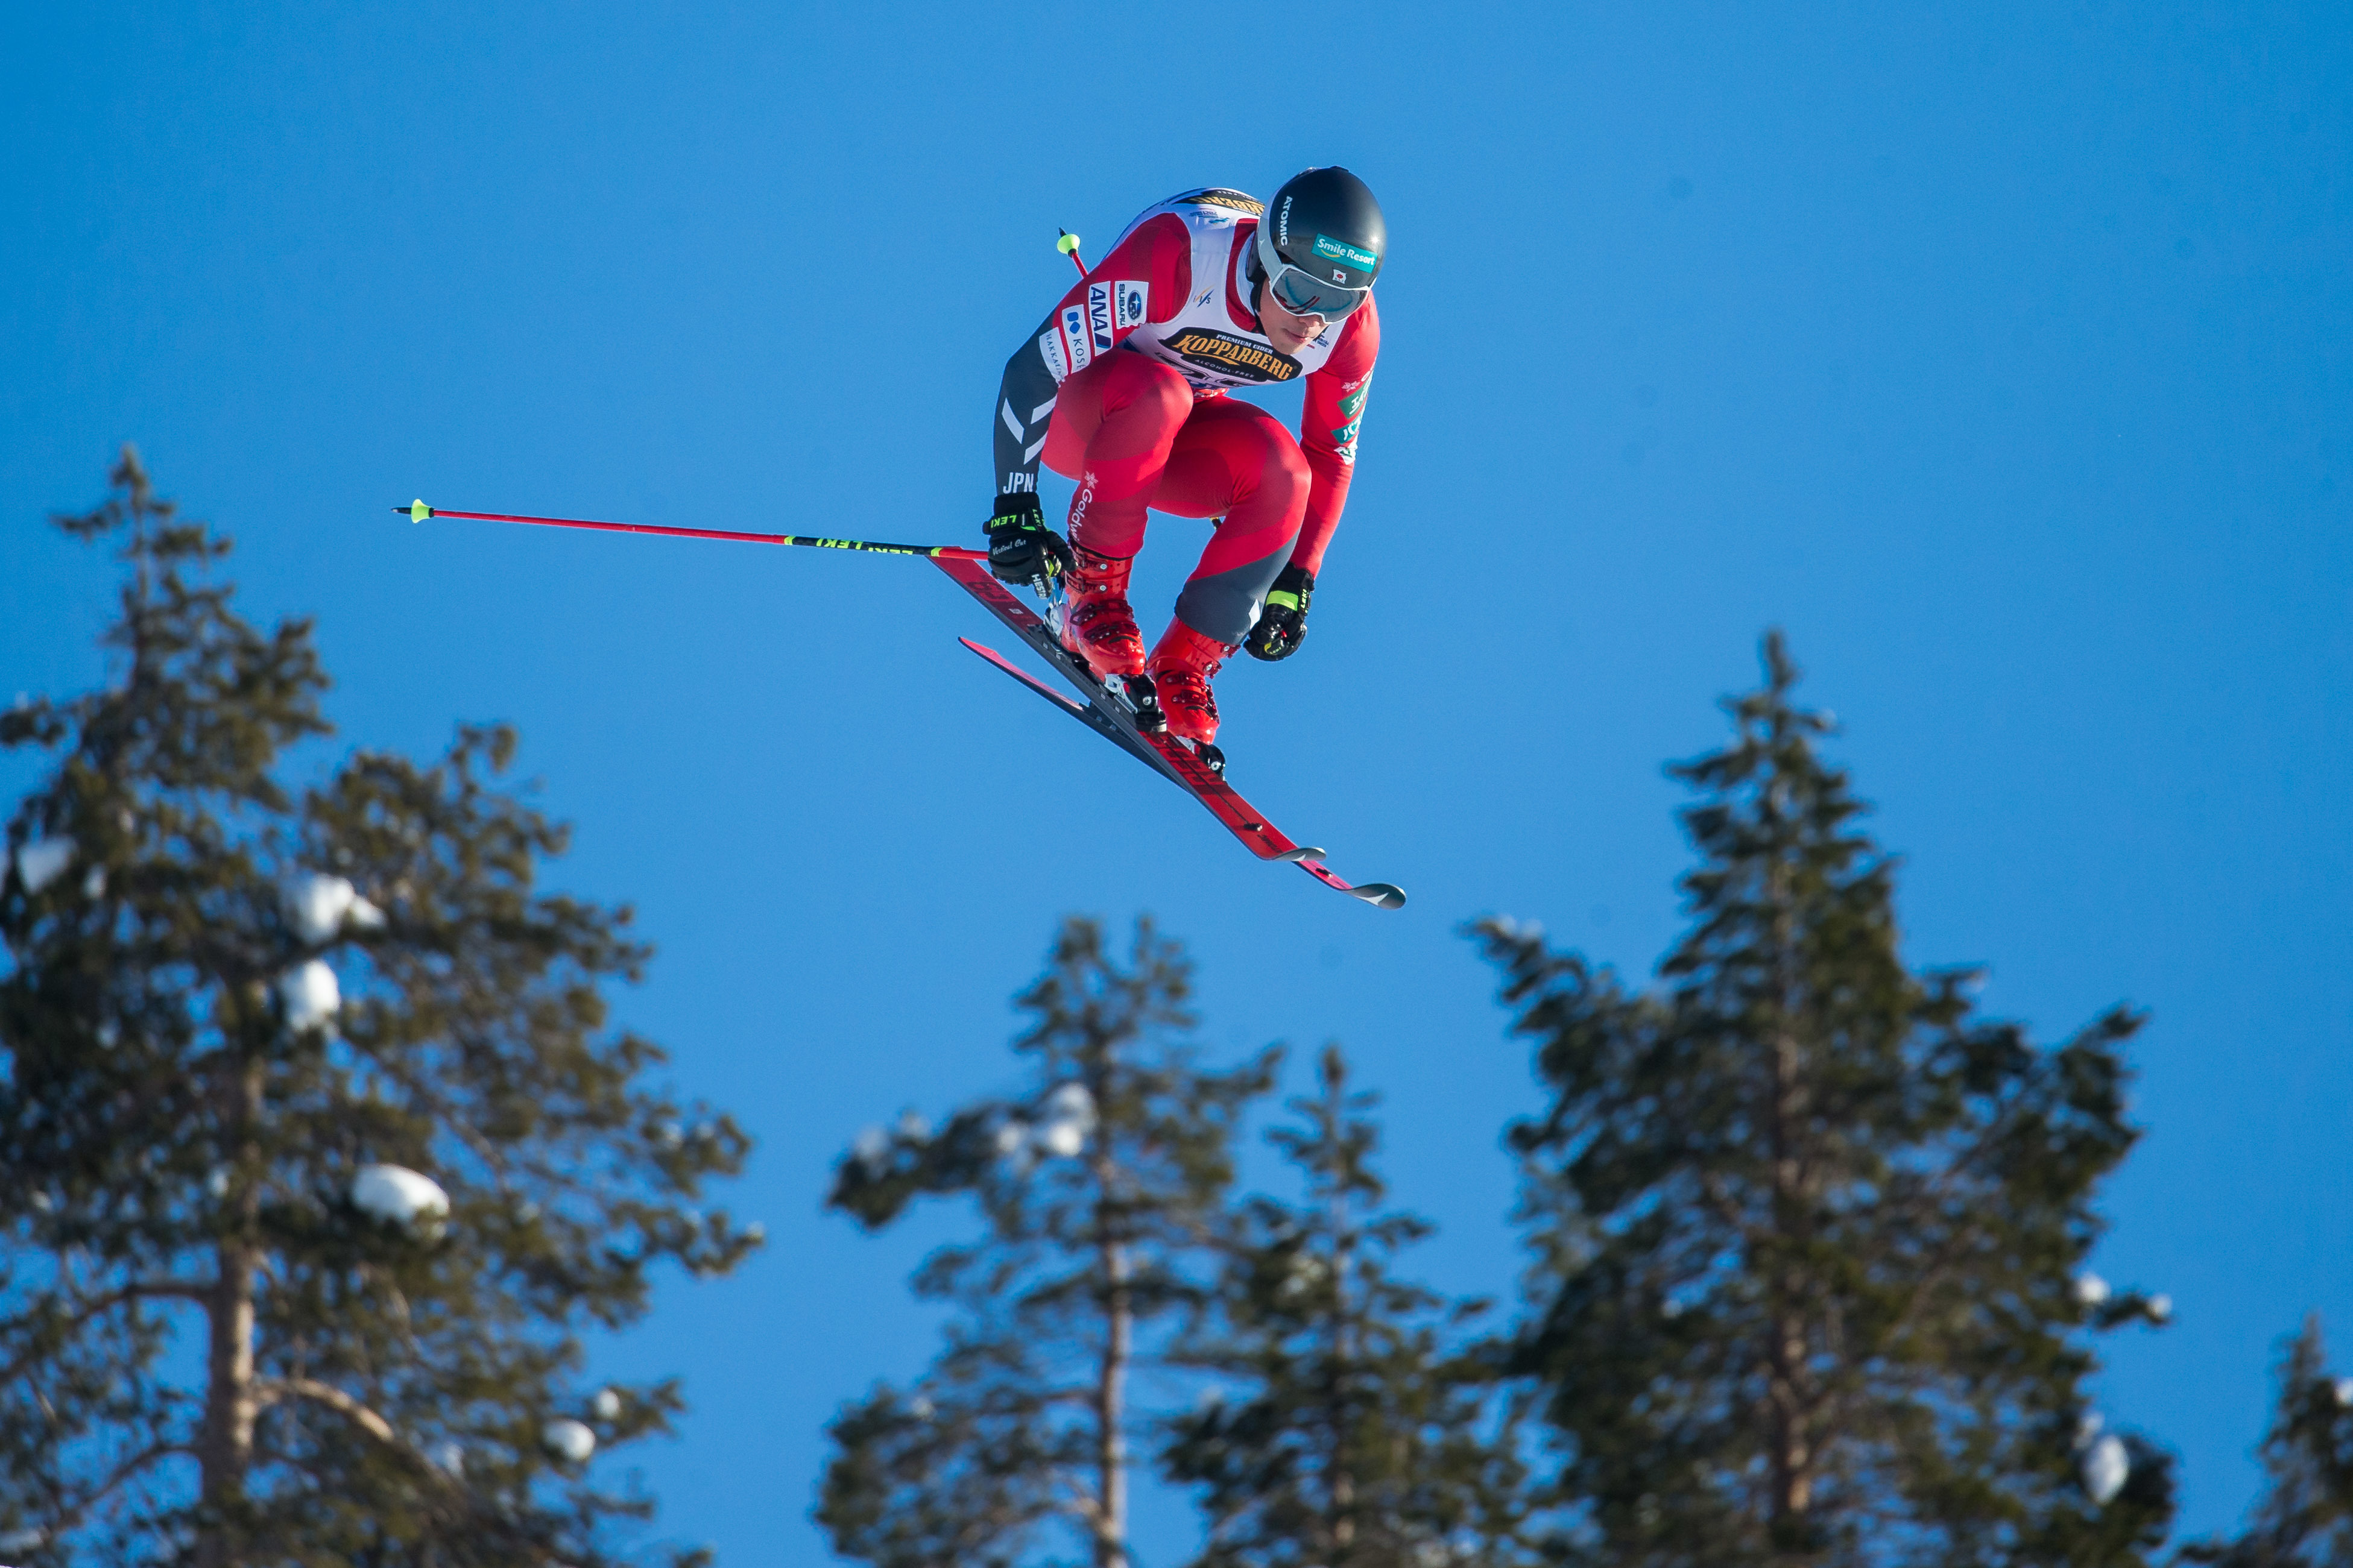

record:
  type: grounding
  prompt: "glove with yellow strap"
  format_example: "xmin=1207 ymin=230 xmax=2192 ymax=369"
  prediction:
xmin=1244 ymin=564 xmax=1313 ymax=662
xmin=985 ymin=493 xmax=1075 ymax=587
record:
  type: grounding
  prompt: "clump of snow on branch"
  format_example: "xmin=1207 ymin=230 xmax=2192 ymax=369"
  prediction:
xmin=279 ymin=960 xmax=341 ymax=1031
xmin=542 ymin=1418 xmax=596 ymax=1464
xmin=2081 ymin=1433 xmax=2130 ymax=1504
xmin=351 ymin=1164 xmax=450 ymax=1241
xmin=983 ymin=1084 xmax=1098 ymax=1169
xmin=12 ymin=837 xmax=76 ymax=895
xmin=284 ymin=873 xmax=383 ymax=942
xmin=592 ymin=1388 xmax=622 ymax=1421
xmin=2073 ymin=1272 xmax=2111 ymax=1307
xmin=1044 ymin=1082 xmax=1095 ymax=1130
xmin=1278 ymin=1255 xmax=1331 ymax=1302
xmin=1031 ymin=1082 xmax=1095 ymax=1158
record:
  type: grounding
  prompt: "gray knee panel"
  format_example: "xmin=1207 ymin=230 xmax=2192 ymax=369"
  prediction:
xmin=1173 ymin=544 xmax=1294 ymax=645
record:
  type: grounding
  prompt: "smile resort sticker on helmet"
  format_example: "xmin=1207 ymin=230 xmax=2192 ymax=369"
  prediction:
xmin=1312 ymin=233 xmax=1379 ymax=271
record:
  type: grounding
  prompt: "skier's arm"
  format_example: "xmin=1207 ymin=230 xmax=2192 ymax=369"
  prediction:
xmin=1288 ymin=297 xmax=1380 ymax=578
xmin=991 ymin=215 xmax=1191 ymax=497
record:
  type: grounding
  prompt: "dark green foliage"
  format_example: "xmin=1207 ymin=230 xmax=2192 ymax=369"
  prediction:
xmin=818 ymin=918 xmax=1275 ymax=1568
xmin=1473 ymin=633 xmax=2174 ymax=1567
xmin=2181 ymin=1318 xmax=2353 ymax=1566
xmin=0 ymin=451 xmax=756 ymax=1566
xmin=1161 ymin=1044 xmax=1530 ymax=1568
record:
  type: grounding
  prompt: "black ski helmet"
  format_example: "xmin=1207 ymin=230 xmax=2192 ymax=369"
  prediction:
xmin=1257 ymin=166 xmax=1386 ymax=293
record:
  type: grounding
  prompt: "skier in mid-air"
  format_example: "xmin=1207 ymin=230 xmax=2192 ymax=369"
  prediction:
xmin=983 ymin=168 xmax=1386 ymax=746
xmin=388 ymin=167 xmax=1399 ymax=899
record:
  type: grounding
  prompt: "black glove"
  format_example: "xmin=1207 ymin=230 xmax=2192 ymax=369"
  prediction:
xmin=985 ymin=493 xmax=1075 ymax=586
xmin=1245 ymin=565 xmax=1314 ymax=661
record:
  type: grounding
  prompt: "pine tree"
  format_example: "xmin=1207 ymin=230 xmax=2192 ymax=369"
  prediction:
xmin=2181 ymin=1318 xmax=2353 ymax=1566
xmin=817 ymin=917 xmax=1275 ymax=1568
xmin=1473 ymin=633 xmax=2175 ymax=1568
xmin=0 ymin=450 xmax=757 ymax=1566
xmin=1160 ymin=1044 xmax=1530 ymax=1568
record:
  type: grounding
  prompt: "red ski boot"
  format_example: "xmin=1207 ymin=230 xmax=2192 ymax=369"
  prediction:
xmin=1145 ymin=619 xmax=1236 ymax=746
xmin=1060 ymin=545 xmax=1146 ymax=678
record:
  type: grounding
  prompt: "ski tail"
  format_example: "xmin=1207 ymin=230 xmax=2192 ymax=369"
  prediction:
xmin=937 ymin=555 xmax=1404 ymax=911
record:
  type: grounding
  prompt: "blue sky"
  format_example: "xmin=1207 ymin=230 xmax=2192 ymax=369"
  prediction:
xmin=3 ymin=2 xmax=2348 ymax=1560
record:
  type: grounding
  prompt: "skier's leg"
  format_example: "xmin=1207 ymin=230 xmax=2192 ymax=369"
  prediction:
xmin=1141 ymin=399 xmax=1311 ymax=743
xmin=1039 ymin=353 xmax=1193 ymax=676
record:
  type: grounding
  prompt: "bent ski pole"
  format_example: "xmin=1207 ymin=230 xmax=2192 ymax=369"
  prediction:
xmin=393 ymin=501 xmax=987 ymax=561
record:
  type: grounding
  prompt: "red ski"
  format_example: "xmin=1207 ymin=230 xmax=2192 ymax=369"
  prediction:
xmin=933 ymin=556 xmax=1405 ymax=910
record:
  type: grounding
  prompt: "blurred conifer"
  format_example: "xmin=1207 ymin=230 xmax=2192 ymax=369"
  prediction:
xmin=817 ymin=918 xmax=1275 ymax=1568
xmin=2181 ymin=1317 xmax=2353 ymax=1566
xmin=1471 ymin=632 xmax=2175 ymax=1567
xmin=0 ymin=450 xmax=756 ymax=1566
xmin=1160 ymin=1043 xmax=1532 ymax=1568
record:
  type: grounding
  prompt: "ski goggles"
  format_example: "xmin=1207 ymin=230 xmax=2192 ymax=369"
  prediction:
xmin=1263 ymin=261 xmax=1371 ymax=323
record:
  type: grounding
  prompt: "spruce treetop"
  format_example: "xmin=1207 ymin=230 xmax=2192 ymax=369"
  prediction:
xmin=818 ymin=918 xmax=1275 ymax=1568
xmin=1476 ymin=632 xmax=2175 ymax=1568
xmin=2182 ymin=1317 xmax=2353 ymax=1567
xmin=1162 ymin=1044 xmax=1530 ymax=1568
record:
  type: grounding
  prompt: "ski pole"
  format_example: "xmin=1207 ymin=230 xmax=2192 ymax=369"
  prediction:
xmin=1056 ymin=229 xmax=1088 ymax=278
xmin=393 ymin=501 xmax=987 ymax=561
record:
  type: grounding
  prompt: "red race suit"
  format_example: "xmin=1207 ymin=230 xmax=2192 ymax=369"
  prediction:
xmin=991 ymin=187 xmax=1379 ymax=646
